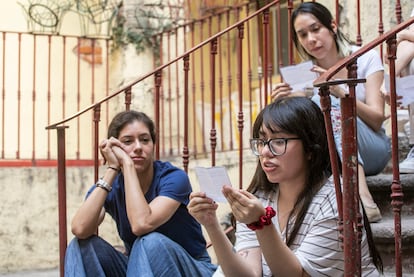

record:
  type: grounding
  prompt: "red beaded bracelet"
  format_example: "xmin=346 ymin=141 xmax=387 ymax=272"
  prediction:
xmin=246 ymin=206 xmax=276 ymax=231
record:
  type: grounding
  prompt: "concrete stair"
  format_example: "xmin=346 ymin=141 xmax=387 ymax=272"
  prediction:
xmin=369 ymin=117 xmax=414 ymax=275
xmin=367 ymin=173 xmax=414 ymax=275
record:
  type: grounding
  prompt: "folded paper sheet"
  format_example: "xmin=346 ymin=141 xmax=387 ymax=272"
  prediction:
xmin=279 ymin=61 xmax=318 ymax=93
xmin=194 ymin=166 xmax=232 ymax=202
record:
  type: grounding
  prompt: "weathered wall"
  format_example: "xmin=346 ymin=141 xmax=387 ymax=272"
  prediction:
xmin=0 ymin=151 xmax=257 ymax=273
xmin=0 ymin=166 xmax=118 ymax=272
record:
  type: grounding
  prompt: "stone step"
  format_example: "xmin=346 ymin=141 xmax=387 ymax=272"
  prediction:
xmin=370 ymin=217 xmax=414 ymax=274
xmin=384 ymin=272 xmax=414 ymax=277
xmin=381 ymin=131 xmax=411 ymax=174
xmin=366 ymin=173 xmax=414 ymax=217
xmin=366 ymin=173 xmax=413 ymax=274
xmin=371 ymin=217 xmax=414 ymax=244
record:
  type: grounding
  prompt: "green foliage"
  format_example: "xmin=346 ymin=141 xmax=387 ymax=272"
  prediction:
xmin=111 ymin=6 xmax=176 ymax=58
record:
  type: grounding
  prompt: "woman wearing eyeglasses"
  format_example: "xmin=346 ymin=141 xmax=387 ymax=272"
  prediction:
xmin=188 ymin=97 xmax=382 ymax=276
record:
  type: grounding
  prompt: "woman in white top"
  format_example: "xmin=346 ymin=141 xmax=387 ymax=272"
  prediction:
xmin=395 ymin=8 xmax=414 ymax=78
xmin=188 ymin=96 xmax=382 ymax=276
xmin=393 ymin=8 xmax=414 ymax=173
xmin=271 ymin=2 xmax=390 ymax=223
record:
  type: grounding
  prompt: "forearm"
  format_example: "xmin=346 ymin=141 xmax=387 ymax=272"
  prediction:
xmin=331 ymin=84 xmax=385 ymax=132
xmin=205 ymin=222 xmax=261 ymax=277
xmin=397 ymin=29 xmax=414 ymax=44
xmin=71 ymin=193 xmax=105 ymax=238
xmin=122 ymin=162 xmax=153 ymax=235
xmin=71 ymin=168 xmax=117 ymax=237
xmin=395 ymin=39 xmax=414 ymax=76
xmin=355 ymin=100 xmax=385 ymax=131
xmin=256 ymin=225 xmax=307 ymax=277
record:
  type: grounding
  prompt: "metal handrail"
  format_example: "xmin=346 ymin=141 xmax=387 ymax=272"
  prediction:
xmin=45 ymin=2 xmax=280 ymax=276
xmin=45 ymin=0 xmax=278 ymax=130
xmin=313 ymin=16 xmax=414 ymax=277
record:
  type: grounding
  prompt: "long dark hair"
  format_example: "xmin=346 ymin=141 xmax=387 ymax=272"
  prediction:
xmin=291 ymin=2 xmax=352 ymax=61
xmin=246 ymin=97 xmax=330 ymax=246
xmin=107 ymin=110 xmax=157 ymax=143
xmin=246 ymin=96 xmax=383 ymax=272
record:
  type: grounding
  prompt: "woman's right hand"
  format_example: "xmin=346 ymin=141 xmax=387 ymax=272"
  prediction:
xmin=99 ymin=137 xmax=120 ymax=168
xmin=271 ymin=82 xmax=292 ymax=102
xmin=383 ymin=92 xmax=403 ymax=107
xmin=188 ymin=192 xmax=219 ymax=228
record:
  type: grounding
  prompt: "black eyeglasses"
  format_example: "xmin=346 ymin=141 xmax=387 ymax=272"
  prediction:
xmin=250 ymin=138 xmax=301 ymax=156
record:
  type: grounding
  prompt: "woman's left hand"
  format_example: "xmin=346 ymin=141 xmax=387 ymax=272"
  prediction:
xmin=311 ymin=64 xmax=327 ymax=75
xmin=311 ymin=65 xmax=348 ymax=98
xmin=383 ymin=92 xmax=403 ymax=107
xmin=222 ymin=185 xmax=265 ymax=224
xmin=111 ymin=144 xmax=132 ymax=167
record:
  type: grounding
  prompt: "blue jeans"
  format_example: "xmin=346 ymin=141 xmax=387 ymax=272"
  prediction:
xmin=64 ymin=233 xmax=217 ymax=277
xmin=312 ymin=94 xmax=391 ymax=175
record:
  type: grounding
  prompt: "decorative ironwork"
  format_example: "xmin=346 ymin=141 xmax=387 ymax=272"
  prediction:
xmin=75 ymin=0 xmax=122 ymax=37
xmin=19 ymin=0 xmax=187 ymax=54
xmin=18 ymin=0 xmax=73 ymax=33
xmin=18 ymin=0 xmax=121 ymax=37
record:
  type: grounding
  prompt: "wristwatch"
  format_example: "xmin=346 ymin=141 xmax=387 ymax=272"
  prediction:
xmin=96 ymin=178 xmax=112 ymax=192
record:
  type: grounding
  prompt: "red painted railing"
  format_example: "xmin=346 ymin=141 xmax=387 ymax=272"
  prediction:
xmin=2 ymin=1 xmax=407 ymax=164
xmin=46 ymin=1 xmax=279 ymax=275
xmin=0 ymin=32 xmax=111 ymax=164
xmin=315 ymin=16 xmax=414 ymax=276
xmin=0 ymin=0 xmax=409 ymax=276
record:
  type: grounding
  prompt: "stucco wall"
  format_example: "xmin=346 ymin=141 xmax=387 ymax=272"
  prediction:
xmin=0 ymin=151 xmax=257 ymax=273
xmin=0 ymin=166 xmax=118 ymax=272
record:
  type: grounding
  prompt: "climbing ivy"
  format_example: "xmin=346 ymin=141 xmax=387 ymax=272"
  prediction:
xmin=111 ymin=5 xmax=178 ymax=58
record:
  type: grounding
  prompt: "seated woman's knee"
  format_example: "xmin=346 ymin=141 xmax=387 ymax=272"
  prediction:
xmin=134 ymin=232 xmax=168 ymax=251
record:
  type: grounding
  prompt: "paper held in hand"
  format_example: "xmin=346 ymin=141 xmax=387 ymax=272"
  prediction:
xmin=279 ymin=60 xmax=318 ymax=93
xmin=194 ymin=166 xmax=232 ymax=203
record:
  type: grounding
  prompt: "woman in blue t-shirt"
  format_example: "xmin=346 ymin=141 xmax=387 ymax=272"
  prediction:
xmin=65 ymin=110 xmax=217 ymax=276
